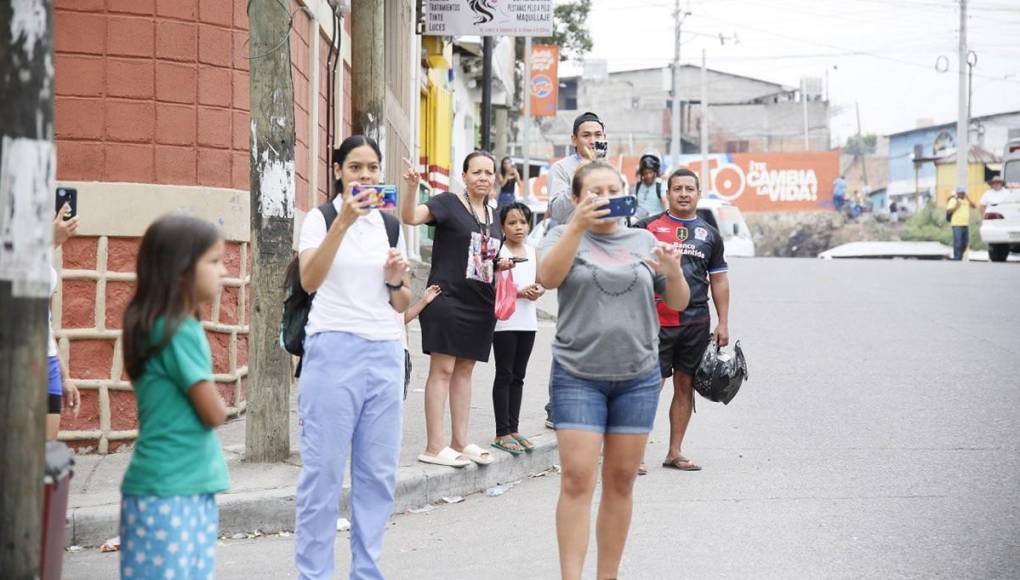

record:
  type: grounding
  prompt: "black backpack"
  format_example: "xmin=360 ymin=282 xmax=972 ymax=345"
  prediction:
xmin=281 ymin=202 xmax=400 ymax=373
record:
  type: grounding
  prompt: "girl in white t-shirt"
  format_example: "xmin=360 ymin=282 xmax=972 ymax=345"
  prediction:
xmin=491 ymin=202 xmax=545 ymax=455
xmin=294 ymin=135 xmax=412 ymax=579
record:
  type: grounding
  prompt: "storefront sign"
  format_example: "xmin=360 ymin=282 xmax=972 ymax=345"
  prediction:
xmin=423 ymin=1 xmax=554 ymax=36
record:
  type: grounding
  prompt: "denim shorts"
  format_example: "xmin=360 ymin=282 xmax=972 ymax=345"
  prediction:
xmin=550 ymin=359 xmax=662 ymax=434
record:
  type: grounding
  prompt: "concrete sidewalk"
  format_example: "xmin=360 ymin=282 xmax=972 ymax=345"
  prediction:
xmin=66 ymin=318 xmax=561 ymax=547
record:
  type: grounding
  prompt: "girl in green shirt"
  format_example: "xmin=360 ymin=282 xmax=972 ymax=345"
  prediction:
xmin=119 ymin=215 xmax=230 ymax=580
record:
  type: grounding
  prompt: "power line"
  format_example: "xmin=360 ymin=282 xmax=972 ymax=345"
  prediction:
xmin=693 ymin=10 xmax=1020 ymax=84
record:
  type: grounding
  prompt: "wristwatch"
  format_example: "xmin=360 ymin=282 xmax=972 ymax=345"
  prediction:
xmin=385 ymin=280 xmax=405 ymax=290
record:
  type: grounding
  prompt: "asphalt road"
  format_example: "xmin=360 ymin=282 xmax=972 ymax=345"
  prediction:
xmin=65 ymin=258 xmax=1020 ymax=579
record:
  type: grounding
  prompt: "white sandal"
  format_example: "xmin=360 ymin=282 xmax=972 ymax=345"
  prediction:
xmin=458 ymin=443 xmax=494 ymax=466
xmin=417 ymin=447 xmax=471 ymax=468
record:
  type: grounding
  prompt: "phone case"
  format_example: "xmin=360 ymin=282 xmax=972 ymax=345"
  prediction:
xmin=55 ymin=187 xmax=78 ymax=220
xmin=354 ymin=185 xmax=398 ymax=209
xmin=605 ymin=195 xmax=637 ymax=218
xmin=594 ymin=140 xmax=609 ymax=158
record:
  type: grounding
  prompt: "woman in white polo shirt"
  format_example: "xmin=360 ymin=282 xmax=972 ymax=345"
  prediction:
xmin=294 ymin=135 xmax=412 ymax=579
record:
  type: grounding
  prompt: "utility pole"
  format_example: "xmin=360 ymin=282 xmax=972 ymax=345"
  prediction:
xmin=955 ymin=0 xmax=969 ymax=191
xmin=246 ymin=0 xmax=296 ymax=462
xmin=481 ymin=37 xmax=494 ymax=151
xmin=522 ymin=37 xmax=532 ymax=199
xmin=0 ymin=1 xmax=55 ymax=576
xmin=669 ymin=1 xmax=689 ymax=168
xmin=802 ymin=79 xmax=810 ymax=151
xmin=351 ymin=0 xmax=385 ymax=143
xmin=855 ymin=100 xmax=870 ymax=194
xmin=700 ymin=49 xmax=709 ymax=192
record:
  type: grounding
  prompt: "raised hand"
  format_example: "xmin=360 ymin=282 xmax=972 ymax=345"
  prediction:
xmin=383 ymin=248 xmax=409 ymax=286
xmin=53 ymin=204 xmax=79 ymax=247
xmin=646 ymin=242 xmax=682 ymax=278
xmin=422 ymin=284 xmax=442 ymax=303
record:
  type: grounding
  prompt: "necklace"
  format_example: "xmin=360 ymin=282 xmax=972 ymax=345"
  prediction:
xmin=462 ymin=190 xmax=496 ymax=262
xmin=462 ymin=190 xmax=490 ymax=231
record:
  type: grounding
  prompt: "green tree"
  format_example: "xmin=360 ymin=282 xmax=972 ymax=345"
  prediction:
xmin=535 ymin=0 xmax=593 ymax=61
xmin=844 ymin=133 xmax=877 ymax=156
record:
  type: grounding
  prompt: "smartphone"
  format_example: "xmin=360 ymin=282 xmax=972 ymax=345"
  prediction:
xmin=593 ymin=140 xmax=609 ymax=159
xmin=353 ymin=184 xmax=398 ymax=209
xmin=55 ymin=187 xmax=78 ymax=220
xmin=604 ymin=194 xmax=637 ymax=218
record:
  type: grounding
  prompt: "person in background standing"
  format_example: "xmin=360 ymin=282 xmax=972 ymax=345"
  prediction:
xmin=547 ymin=112 xmax=607 ymax=227
xmin=832 ymin=175 xmax=847 ymax=213
xmin=47 ymin=205 xmax=81 ymax=440
xmin=947 ymin=186 xmax=976 ymax=261
xmin=979 ymin=175 xmax=1008 ymax=217
xmin=634 ymin=168 xmax=729 ymax=474
xmin=497 ymin=157 xmax=521 ymax=210
xmin=491 ymin=202 xmax=544 ymax=456
xmin=889 ymin=199 xmax=900 ymax=224
xmin=400 ymin=151 xmax=515 ymax=469
xmin=633 ymin=154 xmax=666 ymax=219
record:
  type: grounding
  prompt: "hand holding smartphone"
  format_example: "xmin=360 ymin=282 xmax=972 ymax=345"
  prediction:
xmin=55 ymin=187 xmax=78 ymax=220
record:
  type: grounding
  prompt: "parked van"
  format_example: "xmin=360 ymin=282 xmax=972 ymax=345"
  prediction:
xmin=696 ymin=196 xmax=756 ymax=257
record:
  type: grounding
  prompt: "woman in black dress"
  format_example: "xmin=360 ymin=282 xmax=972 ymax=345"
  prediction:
xmin=400 ymin=151 xmax=513 ymax=468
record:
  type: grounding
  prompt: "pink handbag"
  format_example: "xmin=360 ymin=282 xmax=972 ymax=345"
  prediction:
xmin=494 ymin=269 xmax=517 ymax=321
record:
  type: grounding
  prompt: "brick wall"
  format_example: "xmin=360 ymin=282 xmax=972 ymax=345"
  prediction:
xmin=54 ymin=0 xmax=252 ymax=189
xmin=56 ymin=236 xmax=250 ymax=453
xmin=52 ymin=0 xmax=341 ymax=452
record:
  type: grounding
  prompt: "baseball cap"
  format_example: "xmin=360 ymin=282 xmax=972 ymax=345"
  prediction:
xmin=572 ymin=112 xmax=604 ymax=134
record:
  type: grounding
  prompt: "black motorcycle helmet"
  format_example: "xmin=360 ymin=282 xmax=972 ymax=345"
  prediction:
xmin=637 ymin=154 xmax=661 ymax=177
xmin=693 ymin=341 xmax=748 ymax=405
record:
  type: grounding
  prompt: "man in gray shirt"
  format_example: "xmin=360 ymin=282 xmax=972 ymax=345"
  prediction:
xmin=546 ymin=112 xmax=607 ymax=226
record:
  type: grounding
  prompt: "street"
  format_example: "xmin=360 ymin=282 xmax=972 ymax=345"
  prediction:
xmin=64 ymin=258 xmax=1020 ymax=579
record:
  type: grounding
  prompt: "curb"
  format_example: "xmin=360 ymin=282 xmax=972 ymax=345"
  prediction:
xmin=68 ymin=437 xmax=559 ymax=547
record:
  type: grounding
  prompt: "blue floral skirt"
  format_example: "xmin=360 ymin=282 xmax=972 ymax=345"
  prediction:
xmin=119 ymin=494 xmax=218 ymax=579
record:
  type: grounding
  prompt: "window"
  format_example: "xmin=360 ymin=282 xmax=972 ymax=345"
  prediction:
xmin=725 ymin=140 xmax=749 ymax=153
xmin=558 ymin=78 xmax=578 ymax=111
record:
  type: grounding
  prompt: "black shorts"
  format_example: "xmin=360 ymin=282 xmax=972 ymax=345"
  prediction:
xmin=658 ymin=323 xmax=711 ymax=379
xmin=48 ymin=394 xmax=62 ymax=414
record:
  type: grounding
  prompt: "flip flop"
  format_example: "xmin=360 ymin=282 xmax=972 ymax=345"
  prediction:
xmin=510 ymin=434 xmax=534 ymax=452
xmin=637 ymin=463 xmax=648 ymax=476
xmin=417 ymin=447 xmax=470 ymax=468
xmin=491 ymin=437 xmax=525 ymax=456
xmin=662 ymin=456 xmax=702 ymax=471
xmin=458 ymin=443 xmax=495 ymax=465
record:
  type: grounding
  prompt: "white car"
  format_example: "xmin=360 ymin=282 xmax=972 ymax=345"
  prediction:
xmin=980 ymin=156 xmax=1020 ymax=262
xmin=696 ymin=197 xmax=756 ymax=258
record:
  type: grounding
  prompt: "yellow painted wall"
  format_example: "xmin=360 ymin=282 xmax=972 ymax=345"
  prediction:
xmin=420 ymin=68 xmax=453 ymax=190
xmin=934 ymin=162 xmax=987 ymax=207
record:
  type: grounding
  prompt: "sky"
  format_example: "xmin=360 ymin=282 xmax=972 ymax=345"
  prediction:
xmin=561 ymin=0 xmax=1020 ymax=147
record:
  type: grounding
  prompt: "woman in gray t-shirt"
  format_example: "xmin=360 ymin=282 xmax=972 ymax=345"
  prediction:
xmin=538 ymin=161 xmax=690 ymax=580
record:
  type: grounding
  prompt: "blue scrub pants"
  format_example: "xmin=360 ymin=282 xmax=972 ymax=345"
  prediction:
xmin=295 ymin=331 xmax=403 ymax=580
